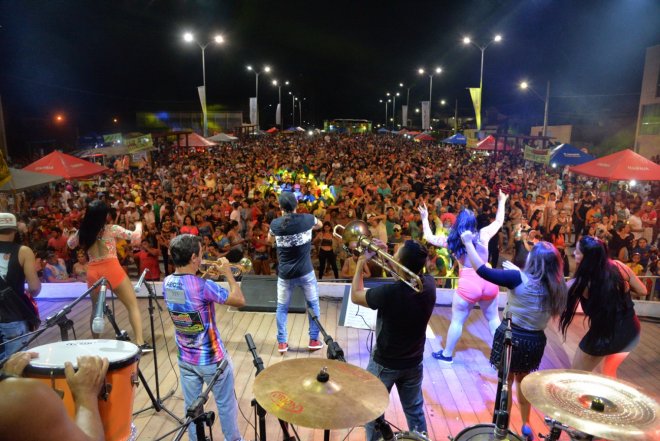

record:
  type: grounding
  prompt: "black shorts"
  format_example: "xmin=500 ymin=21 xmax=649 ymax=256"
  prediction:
xmin=490 ymin=322 xmax=547 ymax=374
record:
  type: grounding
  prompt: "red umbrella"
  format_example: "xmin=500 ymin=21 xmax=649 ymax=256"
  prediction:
xmin=569 ymin=149 xmax=660 ymax=181
xmin=24 ymin=151 xmax=109 ymax=179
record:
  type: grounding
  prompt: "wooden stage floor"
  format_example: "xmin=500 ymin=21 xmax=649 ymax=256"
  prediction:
xmin=26 ymin=296 xmax=660 ymax=441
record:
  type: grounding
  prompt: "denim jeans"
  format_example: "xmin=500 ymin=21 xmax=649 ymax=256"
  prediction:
xmin=276 ymin=270 xmax=321 ymax=343
xmin=178 ymin=357 xmax=243 ymax=441
xmin=365 ymin=358 xmax=427 ymax=441
xmin=0 ymin=320 xmax=29 ymax=361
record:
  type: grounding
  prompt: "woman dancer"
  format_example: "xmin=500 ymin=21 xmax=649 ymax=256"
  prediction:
xmin=460 ymin=232 xmax=567 ymax=439
xmin=68 ymin=200 xmax=150 ymax=350
xmin=419 ymin=190 xmax=507 ymax=363
xmin=559 ymin=236 xmax=645 ymax=377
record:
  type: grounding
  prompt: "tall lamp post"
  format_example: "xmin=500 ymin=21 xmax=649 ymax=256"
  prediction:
xmin=183 ymin=32 xmax=225 ymax=137
xmin=418 ymin=67 xmax=442 ymax=129
xmin=272 ymin=79 xmax=289 ymax=128
xmin=400 ymin=82 xmax=411 ymax=127
xmin=463 ymin=34 xmax=502 ymax=130
xmin=289 ymin=91 xmax=296 ymax=127
xmin=379 ymin=99 xmax=391 ymax=128
xmin=246 ymin=64 xmax=271 ymax=129
xmin=520 ymin=80 xmax=551 ymax=137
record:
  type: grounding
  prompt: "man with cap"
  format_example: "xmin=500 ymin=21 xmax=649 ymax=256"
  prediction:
xmin=268 ymin=191 xmax=324 ymax=353
xmin=0 ymin=213 xmax=41 ymax=360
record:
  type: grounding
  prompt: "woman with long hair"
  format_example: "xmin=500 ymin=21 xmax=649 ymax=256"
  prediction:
xmin=559 ymin=236 xmax=646 ymax=377
xmin=314 ymin=221 xmax=339 ymax=279
xmin=67 ymin=200 xmax=149 ymax=350
xmin=419 ymin=190 xmax=508 ymax=364
xmin=460 ymin=232 xmax=567 ymax=438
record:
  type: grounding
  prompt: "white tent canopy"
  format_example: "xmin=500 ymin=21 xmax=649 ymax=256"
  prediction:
xmin=0 ymin=168 xmax=63 ymax=192
xmin=207 ymin=133 xmax=239 ymax=142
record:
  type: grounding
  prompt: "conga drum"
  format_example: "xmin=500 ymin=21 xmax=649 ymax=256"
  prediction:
xmin=24 ymin=339 xmax=141 ymax=441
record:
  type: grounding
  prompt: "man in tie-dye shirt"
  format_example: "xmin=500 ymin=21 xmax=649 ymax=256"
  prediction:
xmin=163 ymin=234 xmax=245 ymax=441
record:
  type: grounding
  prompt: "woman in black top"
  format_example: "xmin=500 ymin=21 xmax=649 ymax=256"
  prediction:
xmin=559 ymin=236 xmax=646 ymax=377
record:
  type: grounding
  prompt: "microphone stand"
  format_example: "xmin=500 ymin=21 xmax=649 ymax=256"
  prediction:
xmin=307 ymin=308 xmax=394 ymax=441
xmin=155 ymin=359 xmax=229 ymax=441
xmin=0 ymin=277 xmax=106 ymax=365
xmin=492 ymin=312 xmax=513 ymax=440
xmin=245 ymin=333 xmax=296 ymax=441
xmin=100 ymin=288 xmax=183 ymax=424
xmin=133 ymin=279 xmax=178 ymax=418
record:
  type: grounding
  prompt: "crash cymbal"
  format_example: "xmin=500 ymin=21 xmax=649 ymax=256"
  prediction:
xmin=253 ymin=358 xmax=389 ymax=430
xmin=521 ymin=369 xmax=660 ymax=441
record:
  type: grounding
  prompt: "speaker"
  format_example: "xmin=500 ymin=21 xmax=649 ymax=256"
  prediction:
xmin=238 ymin=275 xmax=307 ymax=313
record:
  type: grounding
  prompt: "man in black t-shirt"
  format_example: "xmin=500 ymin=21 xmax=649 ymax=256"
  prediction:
xmin=268 ymin=192 xmax=323 ymax=353
xmin=351 ymin=240 xmax=436 ymax=441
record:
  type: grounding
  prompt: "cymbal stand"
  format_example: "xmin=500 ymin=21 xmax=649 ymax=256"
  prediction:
xmin=492 ymin=312 xmax=513 ymax=440
xmin=540 ymin=417 xmax=593 ymax=441
xmin=102 ymin=298 xmax=183 ymax=424
xmin=133 ymin=280 xmax=179 ymax=418
xmin=245 ymin=333 xmax=296 ymax=441
xmin=307 ymin=308 xmax=395 ymax=441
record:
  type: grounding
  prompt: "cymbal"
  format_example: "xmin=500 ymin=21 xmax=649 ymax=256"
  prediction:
xmin=521 ymin=369 xmax=660 ymax=441
xmin=253 ymin=358 xmax=389 ymax=430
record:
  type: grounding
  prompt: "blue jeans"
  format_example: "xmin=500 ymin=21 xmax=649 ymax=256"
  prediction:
xmin=365 ymin=358 xmax=427 ymax=441
xmin=276 ymin=270 xmax=321 ymax=343
xmin=0 ymin=320 xmax=29 ymax=361
xmin=178 ymin=357 xmax=243 ymax=441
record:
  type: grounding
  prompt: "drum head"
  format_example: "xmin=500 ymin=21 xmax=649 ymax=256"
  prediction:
xmin=454 ymin=424 xmax=523 ymax=441
xmin=26 ymin=339 xmax=140 ymax=374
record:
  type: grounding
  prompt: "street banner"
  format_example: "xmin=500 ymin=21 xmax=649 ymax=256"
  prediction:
xmin=402 ymin=105 xmax=408 ymax=128
xmin=421 ymin=101 xmax=430 ymax=130
xmin=469 ymin=87 xmax=482 ymax=130
xmin=0 ymin=149 xmax=10 ymax=187
xmin=103 ymin=133 xmax=122 ymax=145
xmin=524 ymin=145 xmax=550 ymax=164
xmin=125 ymin=133 xmax=153 ymax=154
xmin=249 ymin=97 xmax=257 ymax=126
xmin=276 ymin=103 xmax=281 ymax=126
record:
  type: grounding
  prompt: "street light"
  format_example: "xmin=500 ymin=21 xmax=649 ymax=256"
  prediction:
xmin=289 ymin=91 xmax=296 ymax=127
xmin=519 ymin=80 xmax=551 ymax=137
xmin=462 ymin=34 xmax=502 ymax=130
xmin=183 ymin=32 xmax=225 ymax=137
xmin=418 ymin=67 xmax=442 ymax=129
xmin=399 ymin=82 xmax=412 ymax=127
xmin=379 ymin=99 xmax=391 ymax=127
xmin=246 ymin=64 xmax=272 ymax=128
xmin=272 ymin=79 xmax=289 ymax=128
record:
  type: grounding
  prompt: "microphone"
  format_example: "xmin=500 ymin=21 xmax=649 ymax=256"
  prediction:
xmin=92 ymin=278 xmax=107 ymax=334
xmin=245 ymin=333 xmax=265 ymax=374
xmin=134 ymin=268 xmax=149 ymax=291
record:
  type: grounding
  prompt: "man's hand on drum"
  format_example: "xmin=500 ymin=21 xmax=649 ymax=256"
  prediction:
xmin=0 ymin=351 xmax=38 ymax=376
xmin=65 ymin=356 xmax=109 ymax=403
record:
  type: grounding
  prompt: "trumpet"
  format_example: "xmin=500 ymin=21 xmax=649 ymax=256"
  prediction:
xmin=199 ymin=257 xmax=253 ymax=280
xmin=333 ymin=220 xmax=423 ymax=293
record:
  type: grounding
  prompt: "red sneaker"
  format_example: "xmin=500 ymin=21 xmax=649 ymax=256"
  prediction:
xmin=308 ymin=339 xmax=324 ymax=351
xmin=278 ymin=342 xmax=289 ymax=353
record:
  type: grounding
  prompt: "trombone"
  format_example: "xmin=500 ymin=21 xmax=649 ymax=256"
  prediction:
xmin=200 ymin=257 xmax=253 ymax=280
xmin=333 ymin=220 xmax=423 ymax=293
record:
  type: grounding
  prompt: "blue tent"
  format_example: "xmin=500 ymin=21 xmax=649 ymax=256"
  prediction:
xmin=377 ymin=127 xmax=390 ymax=134
xmin=549 ymin=144 xmax=594 ymax=166
xmin=442 ymin=133 xmax=467 ymax=145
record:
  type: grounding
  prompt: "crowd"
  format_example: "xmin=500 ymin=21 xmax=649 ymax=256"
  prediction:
xmin=3 ymin=133 xmax=659 ymax=296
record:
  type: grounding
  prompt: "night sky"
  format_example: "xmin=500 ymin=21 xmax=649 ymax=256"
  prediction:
xmin=1 ymin=0 xmax=659 ymax=153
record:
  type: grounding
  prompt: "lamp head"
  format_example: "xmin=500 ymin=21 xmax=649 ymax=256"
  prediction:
xmin=494 ymin=34 xmax=502 ymax=42
xmin=213 ymin=34 xmax=224 ymax=44
xmin=418 ymin=68 xmax=425 ymax=75
xmin=183 ymin=32 xmax=194 ymax=43
xmin=463 ymin=36 xmax=471 ymax=44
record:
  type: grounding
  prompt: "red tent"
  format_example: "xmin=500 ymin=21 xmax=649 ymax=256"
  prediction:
xmin=472 ymin=135 xmax=514 ymax=151
xmin=569 ymin=149 xmax=660 ymax=181
xmin=175 ymin=132 xmax=217 ymax=148
xmin=266 ymin=127 xmax=278 ymax=134
xmin=24 ymin=151 xmax=109 ymax=179
xmin=414 ymin=133 xmax=435 ymax=141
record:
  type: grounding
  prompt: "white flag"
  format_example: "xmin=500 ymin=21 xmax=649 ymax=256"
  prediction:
xmin=421 ymin=101 xmax=430 ymax=130
xmin=197 ymin=86 xmax=207 ymax=126
xmin=276 ymin=103 xmax=281 ymax=126
xmin=401 ymin=105 xmax=408 ymax=128
xmin=249 ymin=97 xmax=258 ymax=126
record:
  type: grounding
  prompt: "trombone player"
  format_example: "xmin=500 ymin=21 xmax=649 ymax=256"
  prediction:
xmin=350 ymin=239 xmax=436 ymax=441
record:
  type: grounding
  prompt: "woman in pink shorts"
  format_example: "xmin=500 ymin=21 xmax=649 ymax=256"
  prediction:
xmin=68 ymin=200 xmax=149 ymax=350
xmin=419 ymin=190 xmax=508 ymax=364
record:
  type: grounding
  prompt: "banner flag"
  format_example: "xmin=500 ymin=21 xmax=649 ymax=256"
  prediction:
xmin=402 ymin=105 xmax=408 ymax=128
xmin=524 ymin=145 xmax=551 ymax=164
xmin=421 ymin=101 xmax=430 ymax=130
xmin=0 ymin=149 xmax=10 ymax=187
xmin=276 ymin=103 xmax=281 ymax=126
xmin=125 ymin=133 xmax=154 ymax=154
xmin=249 ymin=97 xmax=257 ymax=126
xmin=469 ymin=87 xmax=482 ymax=131
xmin=102 ymin=133 xmax=122 ymax=146
xmin=198 ymin=85 xmax=207 ymax=115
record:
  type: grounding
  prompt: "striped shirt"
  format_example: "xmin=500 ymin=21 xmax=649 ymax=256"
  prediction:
xmin=269 ymin=213 xmax=317 ymax=279
xmin=162 ymin=274 xmax=228 ymax=365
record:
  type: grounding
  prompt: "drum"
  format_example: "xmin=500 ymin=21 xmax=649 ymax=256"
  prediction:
xmin=24 ymin=339 xmax=140 ymax=441
xmin=453 ymin=423 xmax=524 ymax=440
